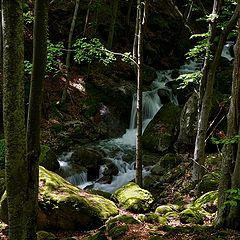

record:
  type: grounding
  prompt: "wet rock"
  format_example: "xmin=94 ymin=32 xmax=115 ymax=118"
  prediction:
xmin=112 ymin=182 xmax=154 ymax=212
xmin=175 ymin=92 xmax=198 ymax=153
xmin=142 ymin=103 xmax=182 ymax=153
xmin=70 ymin=146 xmax=105 ymax=180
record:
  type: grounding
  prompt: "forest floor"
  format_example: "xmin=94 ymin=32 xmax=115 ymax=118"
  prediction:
xmin=1 ymin=218 xmax=240 ymax=239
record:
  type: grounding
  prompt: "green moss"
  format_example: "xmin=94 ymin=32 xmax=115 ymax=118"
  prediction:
xmin=155 ymin=205 xmax=175 ymax=215
xmin=179 ymin=208 xmax=204 ymax=224
xmin=193 ymin=190 xmax=218 ymax=211
xmin=37 ymin=231 xmax=57 ymax=240
xmin=0 ymin=140 xmax=5 ymax=170
xmin=112 ymin=182 xmax=154 ymax=212
xmin=39 ymin=166 xmax=118 ymax=229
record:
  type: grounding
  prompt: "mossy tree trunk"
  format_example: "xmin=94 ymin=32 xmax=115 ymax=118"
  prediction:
xmin=192 ymin=0 xmax=238 ymax=181
xmin=217 ymin=4 xmax=240 ymax=229
xmin=25 ymin=0 xmax=49 ymax=239
xmin=2 ymin=0 xmax=27 ymax=239
xmin=0 ymin=2 xmax=3 ymax=134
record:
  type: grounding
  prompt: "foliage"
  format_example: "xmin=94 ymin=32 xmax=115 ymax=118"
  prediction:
xmin=23 ymin=11 xmax=34 ymax=24
xmin=73 ymin=37 xmax=116 ymax=65
xmin=211 ymin=135 xmax=240 ymax=145
xmin=24 ymin=40 xmax=64 ymax=75
xmin=186 ymin=33 xmax=210 ymax=61
xmin=176 ymin=70 xmax=202 ymax=89
xmin=224 ymin=189 xmax=240 ymax=207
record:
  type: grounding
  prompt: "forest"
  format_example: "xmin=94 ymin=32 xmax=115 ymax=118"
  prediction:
xmin=0 ymin=0 xmax=240 ymax=239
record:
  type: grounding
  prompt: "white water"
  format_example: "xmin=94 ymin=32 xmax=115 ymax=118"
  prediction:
xmin=58 ymin=61 xmax=199 ymax=193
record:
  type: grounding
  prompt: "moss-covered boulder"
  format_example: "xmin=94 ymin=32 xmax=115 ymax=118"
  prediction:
xmin=139 ymin=213 xmax=168 ymax=224
xmin=37 ymin=231 xmax=57 ymax=240
xmin=39 ymin=145 xmax=60 ymax=171
xmin=193 ymin=190 xmax=218 ymax=214
xmin=106 ymin=215 xmax=140 ymax=240
xmin=142 ymin=103 xmax=182 ymax=153
xmin=179 ymin=208 xmax=204 ymax=224
xmin=0 ymin=167 xmax=118 ymax=230
xmin=112 ymin=182 xmax=154 ymax=212
xmin=155 ymin=205 xmax=176 ymax=215
xmin=196 ymin=172 xmax=220 ymax=195
xmin=37 ymin=167 xmax=118 ymax=230
xmin=151 ymin=153 xmax=182 ymax=175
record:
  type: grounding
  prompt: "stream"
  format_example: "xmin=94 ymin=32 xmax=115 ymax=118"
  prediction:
xmin=58 ymin=61 xmax=201 ymax=193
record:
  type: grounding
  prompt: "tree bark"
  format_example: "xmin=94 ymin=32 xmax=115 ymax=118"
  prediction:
xmin=217 ymin=4 xmax=240 ymax=229
xmin=135 ymin=0 xmax=146 ymax=187
xmin=192 ymin=0 xmax=238 ymax=181
xmin=2 ymin=0 xmax=27 ymax=239
xmin=25 ymin=0 xmax=49 ymax=239
xmin=0 ymin=3 xmax=3 ymax=134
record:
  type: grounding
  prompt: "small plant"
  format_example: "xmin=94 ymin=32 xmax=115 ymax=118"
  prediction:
xmin=211 ymin=135 xmax=240 ymax=145
xmin=224 ymin=189 xmax=240 ymax=207
xmin=176 ymin=70 xmax=202 ymax=89
xmin=73 ymin=37 xmax=116 ymax=65
xmin=24 ymin=40 xmax=64 ymax=75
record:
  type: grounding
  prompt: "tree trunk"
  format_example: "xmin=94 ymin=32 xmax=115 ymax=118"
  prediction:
xmin=61 ymin=0 xmax=80 ymax=107
xmin=192 ymin=0 xmax=238 ymax=181
xmin=25 ymin=0 xmax=49 ymax=239
xmin=107 ymin=0 xmax=119 ymax=49
xmin=217 ymin=4 xmax=240 ymax=229
xmin=0 ymin=3 xmax=3 ymax=134
xmin=2 ymin=0 xmax=27 ymax=239
xmin=135 ymin=0 xmax=146 ymax=187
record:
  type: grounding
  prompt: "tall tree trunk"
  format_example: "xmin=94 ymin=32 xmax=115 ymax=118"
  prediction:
xmin=0 ymin=2 xmax=3 ymax=134
xmin=25 ymin=0 xmax=49 ymax=239
xmin=107 ymin=0 xmax=119 ymax=49
xmin=83 ymin=0 xmax=93 ymax=36
xmin=217 ymin=4 xmax=240 ymax=229
xmin=2 ymin=0 xmax=27 ymax=239
xmin=192 ymin=0 xmax=238 ymax=181
xmin=61 ymin=0 xmax=80 ymax=107
xmin=135 ymin=0 xmax=146 ymax=187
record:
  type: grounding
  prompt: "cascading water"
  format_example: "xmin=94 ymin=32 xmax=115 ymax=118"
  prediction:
xmin=58 ymin=61 xmax=199 ymax=193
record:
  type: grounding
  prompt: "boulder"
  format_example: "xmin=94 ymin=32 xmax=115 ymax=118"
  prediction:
xmin=106 ymin=215 xmax=140 ymax=240
xmin=39 ymin=145 xmax=60 ymax=171
xmin=193 ymin=190 xmax=218 ymax=214
xmin=142 ymin=103 xmax=182 ymax=153
xmin=70 ymin=145 xmax=105 ymax=180
xmin=0 ymin=167 xmax=119 ymax=231
xmin=175 ymin=92 xmax=198 ymax=153
xmin=196 ymin=172 xmax=220 ymax=195
xmin=179 ymin=208 xmax=204 ymax=224
xmin=112 ymin=182 xmax=154 ymax=212
xmin=151 ymin=153 xmax=182 ymax=175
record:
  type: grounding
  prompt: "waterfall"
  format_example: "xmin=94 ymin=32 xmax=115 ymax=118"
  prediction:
xmin=58 ymin=61 xmax=199 ymax=193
